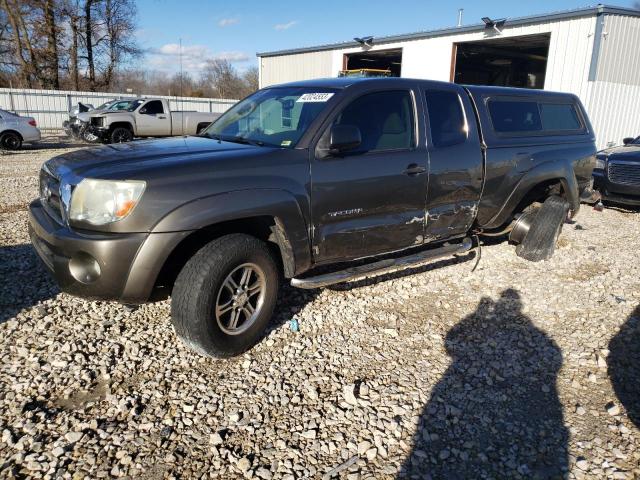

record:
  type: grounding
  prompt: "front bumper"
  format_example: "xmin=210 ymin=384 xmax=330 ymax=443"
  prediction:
xmin=23 ymin=128 xmax=41 ymax=144
xmin=28 ymin=199 xmax=148 ymax=301
xmin=593 ymin=169 xmax=640 ymax=206
xmin=86 ymin=126 xmax=110 ymax=141
xmin=29 ymin=199 xmax=193 ymax=303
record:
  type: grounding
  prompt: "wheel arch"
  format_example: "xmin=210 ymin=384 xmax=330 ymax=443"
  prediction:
xmin=479 ymin=161 xmax=579 ymax=230
xmin=0 ymin=129 xmax=24 ymax=141
xmin=109 ymin=121 xmax=134 ymax=132
xmin=122 ymin=190 xmax=311 ymax=302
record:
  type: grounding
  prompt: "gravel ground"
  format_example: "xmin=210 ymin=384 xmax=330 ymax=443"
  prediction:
xmin=0 ymin=143 xmax=639 ymax=479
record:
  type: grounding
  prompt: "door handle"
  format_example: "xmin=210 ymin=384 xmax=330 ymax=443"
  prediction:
xmin=403 ymin=163 xmax=426 ymax=176
xmin=158 ymin=116 xmax=167 ymax=119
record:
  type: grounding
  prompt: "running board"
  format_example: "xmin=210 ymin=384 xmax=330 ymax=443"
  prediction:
xmin=291 ymin=237 xmax=473 ymax=289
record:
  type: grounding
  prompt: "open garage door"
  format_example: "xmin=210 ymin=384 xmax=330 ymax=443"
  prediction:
xmin=343 ymin=48 xmax=402 ymax=77
xmin=453 ymin=34 xmax=550 ymax=89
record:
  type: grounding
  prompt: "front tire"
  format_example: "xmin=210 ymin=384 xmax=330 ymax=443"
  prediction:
xmin=171 ymin=234 xmax=280 ymax=358
xmin=110 ymin=127 xmax=133 ymax=143
xmin=0 ymin=132 xmax=22 ymax=150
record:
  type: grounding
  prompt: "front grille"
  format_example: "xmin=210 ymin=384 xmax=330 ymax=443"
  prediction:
xmin=91 ymin=116 xmax=104 ymax=127
xmin=39 ymin=168 xmax=63 ymax=223
xmin=608 ymin=161 xmax=640 ymax=187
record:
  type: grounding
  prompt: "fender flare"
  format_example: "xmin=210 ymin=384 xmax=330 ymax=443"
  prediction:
xmin=108 ymin=121 xmax=134 ymax=132
xmin=120 ymin=189 xmax=311 ymax=302
xmin=152 ymin=188 xmax=311 ymax=276
xmin=482 ymin=161 xmax=579 ymax=229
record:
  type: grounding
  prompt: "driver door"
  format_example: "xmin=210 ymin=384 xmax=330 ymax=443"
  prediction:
xmin=310 ymin=88 xmax=428 ymax=263
xmin=136 ymin=100 xmax=171 ymax=136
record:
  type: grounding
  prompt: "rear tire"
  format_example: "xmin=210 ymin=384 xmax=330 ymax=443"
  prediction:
xmin=0 ymin=132 xmax=22 ymax=150
xmin=110 ymin=127 xmax=133 ymax=143
xmin=515 ymin=195 xmax=570 ymax=262
xmin=171 ymin=234 xmax=280 ymax=358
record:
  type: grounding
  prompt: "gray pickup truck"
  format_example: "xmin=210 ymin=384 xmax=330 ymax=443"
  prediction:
xmin=29 ymin=78 xmax=596 ymax=357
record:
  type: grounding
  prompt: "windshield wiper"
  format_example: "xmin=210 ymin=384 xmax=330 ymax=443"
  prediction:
xmin=225 ymin=136 xmax=265 ymax=147
xmin=204 ymin=133 xmax=223 ymax=143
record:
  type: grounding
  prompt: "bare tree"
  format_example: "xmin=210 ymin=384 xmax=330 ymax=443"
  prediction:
xmin=200 ymin=59 xmax=249 ymax=99
xmin=0 ymin=0 xmax=141 ymax=90
xmin=42 ymin=0 xmax=60 ymax=88
xmin=98 ymin=0 xmax=140 ymax=87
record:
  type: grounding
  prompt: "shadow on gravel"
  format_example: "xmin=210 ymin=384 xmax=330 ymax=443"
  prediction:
xmin=608 ymin=305 xmax=640 ymax=428
xmin=0 ymin=243 xmax=58 ymax=324
xmin=400 ymin=289 xmax=568 ymax=479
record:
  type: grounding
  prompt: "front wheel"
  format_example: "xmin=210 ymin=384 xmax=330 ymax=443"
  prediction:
xmin=110 ymin=127 xmax=133 ymax=143
xmin=171 ymin=234 xmax=280 ymax=358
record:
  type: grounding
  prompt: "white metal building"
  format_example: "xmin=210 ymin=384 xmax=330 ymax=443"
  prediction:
xmin=257 ymin=5 xmax=640 ymax=150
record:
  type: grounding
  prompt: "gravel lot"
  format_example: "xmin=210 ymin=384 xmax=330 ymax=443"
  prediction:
xmin=1 ymin=142 xmax=639 ymax=479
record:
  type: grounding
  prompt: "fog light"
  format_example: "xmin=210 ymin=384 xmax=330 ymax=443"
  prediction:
xmin=69 ymin=252 xmax=101 ymax=284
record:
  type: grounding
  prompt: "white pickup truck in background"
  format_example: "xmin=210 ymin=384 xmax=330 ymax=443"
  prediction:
xmin=87 ymin=98 xmax=221 ymax=143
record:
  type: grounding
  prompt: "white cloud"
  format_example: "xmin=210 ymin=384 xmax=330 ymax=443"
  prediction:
xmin=274 ymin=20 xmax=298 ymax=31
xmin=218 ymin=17 xmax=239 ymax=27
xmin=146 ymin=43 xmax=249 ymax=72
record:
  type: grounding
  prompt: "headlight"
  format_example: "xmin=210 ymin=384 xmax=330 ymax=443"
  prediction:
xmin=595 ymin=156 xmax=606 ymax=170
xmin=69 ymin=179 xmax=145 ymax=225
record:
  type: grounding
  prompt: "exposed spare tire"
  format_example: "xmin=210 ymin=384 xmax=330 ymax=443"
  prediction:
xmin=513 ymin=195 xmax=570 ymax=262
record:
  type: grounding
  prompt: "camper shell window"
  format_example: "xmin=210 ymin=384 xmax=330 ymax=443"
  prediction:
xmin=487 ymin=98 xmax=585 ymax=136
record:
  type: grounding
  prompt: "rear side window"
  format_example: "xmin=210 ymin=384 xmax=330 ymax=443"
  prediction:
xmin=143 ymin=100 xmax=164 ymax=115
xmin=539 ymin=103 xmax=582 ymax=131
xmin=334 ymin=90 xmax=415 ymax=152
xmin=488 ymin=101 xmax=542 ymax=133
xmin=425 ymin=91 xmax=467 ymax=147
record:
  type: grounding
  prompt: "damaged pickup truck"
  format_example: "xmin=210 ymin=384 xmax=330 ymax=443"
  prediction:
xmin=29 ymin=78 xmax=596 ymax=357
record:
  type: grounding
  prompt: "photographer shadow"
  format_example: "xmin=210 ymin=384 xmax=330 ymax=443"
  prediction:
xmin=608 ymin=305 xmax=640 ymax=428
xmin=400 ymin=289 xmax=568 ymax=479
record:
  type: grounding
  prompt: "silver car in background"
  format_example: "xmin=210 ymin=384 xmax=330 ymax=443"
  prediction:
xmin=0 ymin=109 xmax=41 ymax=150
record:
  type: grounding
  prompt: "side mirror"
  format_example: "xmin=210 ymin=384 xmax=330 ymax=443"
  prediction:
xmin=330 ymin=125 xmax=361 ymax=154
xmin=139 ymin=107 xmax=147 ymax=114
xmin=623 ymin=137 xmax=634 ymax=145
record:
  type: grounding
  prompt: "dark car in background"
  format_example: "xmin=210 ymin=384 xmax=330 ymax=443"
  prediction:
xmin=593 ymin=136 xmax=640 ymax=207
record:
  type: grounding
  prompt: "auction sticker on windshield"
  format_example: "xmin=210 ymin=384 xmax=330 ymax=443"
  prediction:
xmin=297 ymin=93 xmax=334 ymax=103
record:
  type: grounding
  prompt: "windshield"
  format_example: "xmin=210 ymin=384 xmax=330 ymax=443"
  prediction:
xmin=111 ymin=100 xmax=136 ymax=111
xmin=631 ymin=136 xmax=640 ymax=145
xmin=126 ymin=99 xmax=145 ymax=112
xmin=95 ymin=101 xmax=113 ymax=110
xmin=202 ymin=87 xmax=337 ymax=148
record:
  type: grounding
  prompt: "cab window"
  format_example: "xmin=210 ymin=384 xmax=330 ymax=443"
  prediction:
xmin=142 ymin=100 xmax=164 ymax=115
xmin=425 ymin=90 xmax=467 ymax=147
xmin=332 ymin=90 xmax=415 ymax=153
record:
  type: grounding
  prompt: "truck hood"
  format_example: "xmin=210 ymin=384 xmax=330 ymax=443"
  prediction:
xmin=599 ymin=144 xmax=640 ymax=162
xmin=76 ymin=109 xmax=109 ymax=122
xmin=46 ymin=136 xmax=265 ymax=180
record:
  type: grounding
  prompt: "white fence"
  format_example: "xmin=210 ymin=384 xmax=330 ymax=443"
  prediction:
xmin=0 ymin=87 xmax=238 ymax=131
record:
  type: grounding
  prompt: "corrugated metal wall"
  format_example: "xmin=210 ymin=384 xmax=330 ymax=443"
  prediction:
xmin=259 ymin=50 xmax=333 ymax=87
xmin=595 ymin=14 xmax=640 ymax=84
xmin=583 ymin=14 xmax=640 ymax=148
xmin=0 ymin=88 xmax=237 ymax=131
xmin=260 ymin=13 xmax=640 ymax=149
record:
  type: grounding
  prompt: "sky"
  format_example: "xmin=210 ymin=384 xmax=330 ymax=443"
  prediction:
xmin=137 ymin=0 xmax=638 ymax=74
